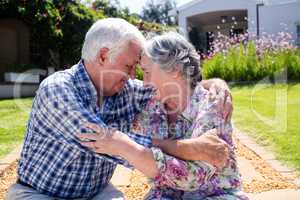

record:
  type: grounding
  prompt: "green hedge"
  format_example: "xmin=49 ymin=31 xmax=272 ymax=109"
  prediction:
xmin=0 ymin=1 xmax=170 ymax=71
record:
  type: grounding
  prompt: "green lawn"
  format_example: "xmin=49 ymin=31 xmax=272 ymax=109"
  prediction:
xmin=232 ymin=82 xmax=300 ymax=171
xmin=0 ymin=98 xmax=32 ymax=158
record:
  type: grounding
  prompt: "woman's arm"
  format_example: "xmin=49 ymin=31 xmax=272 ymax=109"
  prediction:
xmin=152 ymin=131 xmax=230 ymax=169
xmin=77 ymin=127 xmax=216 ymax=191
xmin=134 ymin=96 xmax=229 ymax=169
xmin=78 ymin=117 xmax=230 ymax=191
xmin=150 ymin=147 xmax=216 ymax=191
xmin=77 ymin=124 xmax=159 ymax=179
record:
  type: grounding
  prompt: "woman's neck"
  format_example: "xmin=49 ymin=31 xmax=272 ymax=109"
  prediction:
xmin=165 ymin=79 xmax=193 ymax=117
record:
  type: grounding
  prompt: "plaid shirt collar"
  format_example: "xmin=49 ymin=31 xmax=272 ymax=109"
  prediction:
xmin=74 ymin=60 xmax=99 ymax=107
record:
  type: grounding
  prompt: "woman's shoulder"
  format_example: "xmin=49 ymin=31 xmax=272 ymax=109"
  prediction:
xmin=132 ymin=96 xmax=169 ymax=139
xmin=192 ymin=83 xmax=210 ymax=101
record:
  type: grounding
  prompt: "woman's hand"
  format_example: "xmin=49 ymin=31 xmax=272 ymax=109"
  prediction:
xmin=77 ymin=123 xmax=130 ymax=156
xmin=201 ymin=78 xmax=233 ymax=122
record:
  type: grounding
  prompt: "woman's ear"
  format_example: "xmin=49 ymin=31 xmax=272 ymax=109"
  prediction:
xmin=96 ymin=47 xmax=109 ymax=66
xmin=171 ymin=69 xmax=182 ymax=79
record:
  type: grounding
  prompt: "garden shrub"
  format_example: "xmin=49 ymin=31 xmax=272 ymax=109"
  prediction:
xmin=203 ymin=33 xmax=300 ymax=82
xmin=0 ymin=0 xmax=171 ymax=71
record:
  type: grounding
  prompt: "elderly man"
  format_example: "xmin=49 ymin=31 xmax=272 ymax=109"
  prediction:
xmin=6 ymin=18 xmax=232 ymax=200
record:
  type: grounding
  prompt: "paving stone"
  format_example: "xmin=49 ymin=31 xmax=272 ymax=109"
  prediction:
xmin=0 ymin=145 xmax=22 ymax=173
xmin=237 ymin=157 xmax=264 ymax=182
xmin=293 ymin=179 xmax=300 ymax=186
xmin=234 ymin=130 xmax=297 ymax=175
xmin=110 ymin=165 xmax=133 ymax=187
xmin=267 ymin=159 xmax=295 ymax=173
xmin=248 ymin=189 xmax=300 ymax=200
xmin=0 ymin=164 xmax=11 ymax=173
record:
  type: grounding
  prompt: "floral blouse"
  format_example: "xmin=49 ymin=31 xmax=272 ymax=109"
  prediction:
xmin=134 ymin=84 xmax=248 ymax=199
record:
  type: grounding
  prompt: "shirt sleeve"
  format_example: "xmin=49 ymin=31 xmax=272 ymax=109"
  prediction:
xmin=191 ymin=92 xmax=234 ymax=147
xmin=36 ymin=83 xmax=152 ymax=167
xmin=151 ymin=147 xmax=216 ymax=191
xmin=132 ymin=97 xmax=169 ymax=139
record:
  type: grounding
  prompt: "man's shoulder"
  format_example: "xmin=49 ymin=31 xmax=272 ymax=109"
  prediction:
xmin=38 ymin=67 xmax=76 ymax=99
xmin=41 ymin=68 xmax=74 ymax=86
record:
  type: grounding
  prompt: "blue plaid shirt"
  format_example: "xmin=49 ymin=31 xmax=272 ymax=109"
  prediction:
xmin=18 ymin=60 xmax=154 ymax=199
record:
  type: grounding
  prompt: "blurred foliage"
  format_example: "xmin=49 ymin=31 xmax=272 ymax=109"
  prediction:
xmin=0 ymin=0 xmax=171 ymax=71
xmin=135 ymin=65 xmax=144 ymax=80
xmin=141 ymin=0 xmax=176 ymax=25
xmin=0 ymin=0 xmax=103 ymax=69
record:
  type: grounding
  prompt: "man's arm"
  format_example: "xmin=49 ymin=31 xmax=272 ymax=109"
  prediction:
xmin=39 ymin=83 xmax=152 ymax=167
xmin=79 ymin=126 xmax=216 ymax=191
xmin=77 ymin=124 xmax=159 ymax=178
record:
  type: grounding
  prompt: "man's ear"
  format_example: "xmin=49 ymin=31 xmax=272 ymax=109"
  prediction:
xmin=96 ymin=47 xmax=110 ymax=66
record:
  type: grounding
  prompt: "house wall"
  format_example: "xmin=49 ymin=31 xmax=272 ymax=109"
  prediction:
xmin=0 ymin=83 xmax=39 ymax=99
xmin=177 ymin=0 xmax=300 ymax=44
xmin=201 ymin=21 xmax=248 ymax=36
xmin=177 ymin=0 xmax=257 ymax=37
xmin=0 ymin=19 xmax=30 ymax=81
xmin=259 ymin=1 xmax=300 ymax=42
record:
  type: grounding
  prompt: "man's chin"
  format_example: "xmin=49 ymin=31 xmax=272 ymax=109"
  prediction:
xmin=104 ymin=90 xmax=118 ymax=96
xmin=106 ymin=85 xmax=125 ymax=96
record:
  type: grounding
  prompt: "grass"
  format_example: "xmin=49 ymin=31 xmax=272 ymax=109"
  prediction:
xmin=0 ymin=98 xmax=32 ymax=159
xmin=231 ymin=82 xmax=300 ymax=171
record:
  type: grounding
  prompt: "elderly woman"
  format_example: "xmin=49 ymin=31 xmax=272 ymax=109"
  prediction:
xmin=78 ymin=32 xmax=248 ymax=200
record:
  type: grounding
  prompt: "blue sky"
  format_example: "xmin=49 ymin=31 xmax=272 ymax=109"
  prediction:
xmin=120 ymin=0 xmax=193 ymax=14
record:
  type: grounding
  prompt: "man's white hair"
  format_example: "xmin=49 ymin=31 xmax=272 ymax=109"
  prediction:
xmin=82 ymin=18 xmax=145 ymax=62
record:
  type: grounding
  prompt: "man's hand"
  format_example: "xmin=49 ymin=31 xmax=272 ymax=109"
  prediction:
xmin=201 ymin=78 xmax=233 ymax=121
xmin=153 ymin=129 xmax=230 ymax=170
xmin=77 ymin=123 xmax=159 ymax=179
xmin=77 ymin=123 xmax=130 ymax=156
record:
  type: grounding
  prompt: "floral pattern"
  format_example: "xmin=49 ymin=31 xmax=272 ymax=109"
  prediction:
xmin=133 ymin=84 xmax=249 ymax=200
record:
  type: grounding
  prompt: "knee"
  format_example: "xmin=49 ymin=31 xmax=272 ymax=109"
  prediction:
xmin=5 ymin=183 xmax=20 ymax=200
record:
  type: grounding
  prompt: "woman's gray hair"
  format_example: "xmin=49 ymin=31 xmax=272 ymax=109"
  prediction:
xmin=144 ymin=32 xmax=202 ymax=88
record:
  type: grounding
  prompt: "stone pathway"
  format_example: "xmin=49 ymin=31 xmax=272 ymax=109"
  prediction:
xmin=111 ymin=165 xmax=132 ymax=187
xmin=110 ymin=130 xmax=300 ymax=199
xmin=248 ymin=189 xmax=300 ymax=200
xmin=1 ymin=130 xmax=300 ymax=199
xmin=0 ymin=145 xmax=22 ymax=173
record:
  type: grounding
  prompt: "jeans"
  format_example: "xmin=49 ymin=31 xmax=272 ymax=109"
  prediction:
xmin=5 ymin=183 xmax=124 ymax=200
